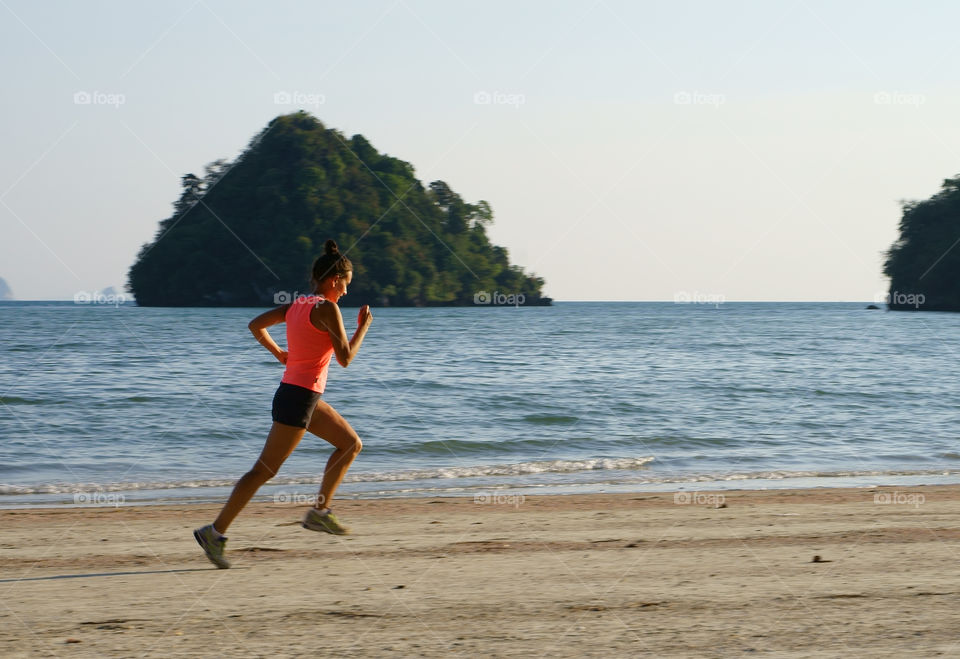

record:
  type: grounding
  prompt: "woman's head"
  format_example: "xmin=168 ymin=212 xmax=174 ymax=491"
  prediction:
xmin=311 ymin=239 xmax=353 ymax=301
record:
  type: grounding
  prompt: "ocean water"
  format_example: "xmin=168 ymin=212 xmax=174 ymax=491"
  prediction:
xmin=2 ymin=300 xmax=960 ymax=508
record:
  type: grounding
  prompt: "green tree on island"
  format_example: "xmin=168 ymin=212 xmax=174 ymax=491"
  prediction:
xmin=127 ymin=112 xmax=550 ymax=307
xmin=884 ymin=175 xmax=960 ymax=311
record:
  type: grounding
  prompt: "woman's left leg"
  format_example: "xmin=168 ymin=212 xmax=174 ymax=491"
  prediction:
xmin=306 ymin=399 xmax=363 ymax=509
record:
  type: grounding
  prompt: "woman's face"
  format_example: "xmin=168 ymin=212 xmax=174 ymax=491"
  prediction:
xmin=324 ymin=271 xmax=353 ymax=302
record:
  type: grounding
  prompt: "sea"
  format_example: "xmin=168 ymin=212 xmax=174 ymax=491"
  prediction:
xmin=2 ymin=300 xmax=960 ymax=509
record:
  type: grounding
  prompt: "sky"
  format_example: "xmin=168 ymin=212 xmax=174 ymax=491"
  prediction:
xmin=2 ymin=0 xmax=959 ymax=302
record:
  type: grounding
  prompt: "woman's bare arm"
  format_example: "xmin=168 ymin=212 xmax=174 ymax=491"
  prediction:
xmin=314 ymin=303 xmax=373 ymax=367
xmin=248 ymin=304 xmax=290 ymax=363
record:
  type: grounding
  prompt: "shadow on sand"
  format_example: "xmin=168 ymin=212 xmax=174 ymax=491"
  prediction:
xmin=0 ymin=567 xmax=240 ymax=583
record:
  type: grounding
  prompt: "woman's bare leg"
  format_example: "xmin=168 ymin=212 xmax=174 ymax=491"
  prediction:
xmin=306 ymin=399 xmax=363 ymax=508
xmin=213 ymin=422 xmax=306 ymax=533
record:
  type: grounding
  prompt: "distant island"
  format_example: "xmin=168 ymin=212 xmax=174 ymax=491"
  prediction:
xmin=128 ymin=112 xmax=550 ymax=307
xmin=884 ymin=175 xmax=960 ymax=311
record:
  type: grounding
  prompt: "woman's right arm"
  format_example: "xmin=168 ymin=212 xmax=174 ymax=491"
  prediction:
xmin=248 ymin=304 xmax=291 ymax=364
xmin=317 ymin=303 xmax=373 ymax=367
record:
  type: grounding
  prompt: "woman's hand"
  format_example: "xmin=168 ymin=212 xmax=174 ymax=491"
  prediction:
xmin=357 ymin=305 xmax=373 ymax=328
xmin=277 ymin=350 xmax=288 ymax=365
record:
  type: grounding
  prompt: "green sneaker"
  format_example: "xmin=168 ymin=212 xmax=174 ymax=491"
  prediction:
xmin=302 ymin=508 xmax=350 ymax=535
xmin=193 ymin=524 xmax=231 ymax=569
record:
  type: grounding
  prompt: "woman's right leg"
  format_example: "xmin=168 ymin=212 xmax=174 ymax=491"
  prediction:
xmin=213 ymin=422 xmax=306 ymax=534
xmin=306 ymin=399 xmax=363 ymax=509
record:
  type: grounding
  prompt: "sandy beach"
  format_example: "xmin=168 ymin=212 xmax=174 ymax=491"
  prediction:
xmin=2 ymin=485 xmax=960 ymax=657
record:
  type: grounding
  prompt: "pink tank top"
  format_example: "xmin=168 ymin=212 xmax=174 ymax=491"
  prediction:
xmin=280 ymin=295 xmax=335 ymax=393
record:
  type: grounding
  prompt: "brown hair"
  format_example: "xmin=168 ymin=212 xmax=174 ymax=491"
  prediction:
xmin=311 ymin=239 xmax=352 ymax=284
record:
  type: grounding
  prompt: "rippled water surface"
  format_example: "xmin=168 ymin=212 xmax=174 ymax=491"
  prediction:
xmin=2 ymin=301 xmax=960 ymax=506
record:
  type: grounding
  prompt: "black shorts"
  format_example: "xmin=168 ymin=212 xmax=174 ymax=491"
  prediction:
xmin=271 ymin=382 xmax=321 ymax=428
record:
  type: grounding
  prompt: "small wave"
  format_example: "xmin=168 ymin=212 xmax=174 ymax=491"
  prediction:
xmin=351 ymin=457 xmax=655 ymax=482
xmin=522 ymin=414 xmax=579 ymax=425
xmin=671 ymin=467 xmax=960 ymax=484
xmin=812 ymin=389 xmax=888 ymax=400
xmin=0 ymin=396 xmax=44 ymax=405
xmin=374 ymin=437 xmax=601 ymax=456
xmin=0 ymin=457 xmax=656 ymax=495
xmin=0 ymin=479 xmax=261 ymax=496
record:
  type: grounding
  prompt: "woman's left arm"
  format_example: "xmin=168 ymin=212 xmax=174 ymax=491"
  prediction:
xmin=248 ymin=304 xmax=290 ymax=364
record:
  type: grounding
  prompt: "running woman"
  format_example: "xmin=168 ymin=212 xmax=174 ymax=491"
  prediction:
xmin=194 ymin=239 xmax=373 ymax=568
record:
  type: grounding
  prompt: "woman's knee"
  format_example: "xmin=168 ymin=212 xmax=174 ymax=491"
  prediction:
xmin=346 ymin=437 xmax=362 ymax=455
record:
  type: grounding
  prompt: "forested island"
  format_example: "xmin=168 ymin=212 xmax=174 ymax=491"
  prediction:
xmin=884 ymin=175 xmax=960 ymax=311
xmin=127 ymin=112 xmax=550 ymax=307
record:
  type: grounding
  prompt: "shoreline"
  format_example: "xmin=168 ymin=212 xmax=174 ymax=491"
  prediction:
xmin=6 ymin=468 xmax=960 ymax=510
xmin=4 ymin=484 xmax=960 ymax=656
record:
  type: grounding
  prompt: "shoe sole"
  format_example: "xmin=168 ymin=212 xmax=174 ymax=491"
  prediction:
xmin=302 ymin=521 xmax=349 ymax=535
xmin=194 ymin=529 xmax=231 ymax=569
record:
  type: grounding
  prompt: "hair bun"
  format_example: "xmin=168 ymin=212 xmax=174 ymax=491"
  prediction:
xmin=324 ymin=239 xmax=339 ymax=256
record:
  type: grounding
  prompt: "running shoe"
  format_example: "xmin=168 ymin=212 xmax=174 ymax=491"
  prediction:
xmin=193 ymin=524 xmax=231 ymax=569
xmin=302 ymin=508 xmax=350 ymax=535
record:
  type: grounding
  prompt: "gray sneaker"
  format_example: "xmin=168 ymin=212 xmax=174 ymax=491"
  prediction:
xmin=193 ymin=524 xmax=231 ymax=568
xmin=302 ymin=508 xmax=350 ymax=535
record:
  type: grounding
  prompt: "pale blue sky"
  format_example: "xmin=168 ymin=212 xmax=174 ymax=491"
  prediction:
xmin=2 ymin=0 xmax=959 ymax=301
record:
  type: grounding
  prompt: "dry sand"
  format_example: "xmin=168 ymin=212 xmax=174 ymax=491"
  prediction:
xmin=2 ymin=485 xmax=960 ymax=657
